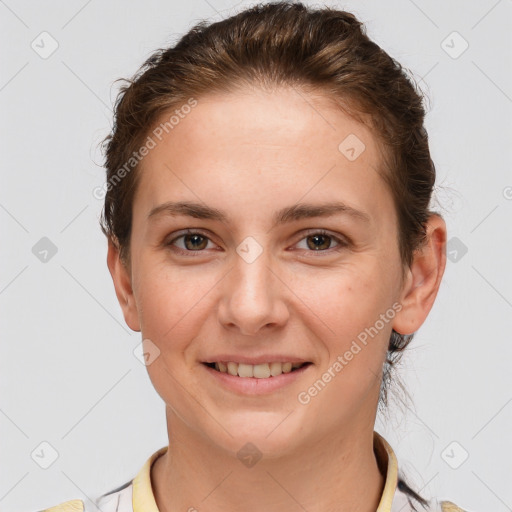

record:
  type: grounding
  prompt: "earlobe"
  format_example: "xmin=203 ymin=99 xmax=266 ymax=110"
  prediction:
xmin=392 ymin=214 xmax=447 ymax=336
xmin=106 ymin=238 xmax=141 ymax=332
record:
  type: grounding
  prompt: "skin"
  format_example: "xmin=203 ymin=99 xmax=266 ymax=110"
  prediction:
xmin=107 ymin=86 xmax=446 ymax=512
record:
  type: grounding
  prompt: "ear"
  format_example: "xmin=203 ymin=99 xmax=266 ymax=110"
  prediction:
xmin=106 ymin=238 xmax=141 ymax=332
xmin=392 ymin=214 xmax=447 ymax=336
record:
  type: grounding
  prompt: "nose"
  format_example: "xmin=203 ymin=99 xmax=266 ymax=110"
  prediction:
xmin=218 ymin=248 xmax=290 ymax=336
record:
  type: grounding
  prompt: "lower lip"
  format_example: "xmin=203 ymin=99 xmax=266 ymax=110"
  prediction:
xmin=202 ymin=363 xmax=312 ymax=395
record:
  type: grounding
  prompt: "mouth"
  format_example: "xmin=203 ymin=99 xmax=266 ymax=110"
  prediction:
xmin=202 ymin=361 xmax=312 ymax=378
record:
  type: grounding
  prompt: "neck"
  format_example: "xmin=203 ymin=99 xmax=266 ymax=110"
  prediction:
xmin=152 ymin=413 xmax=385 ymax=512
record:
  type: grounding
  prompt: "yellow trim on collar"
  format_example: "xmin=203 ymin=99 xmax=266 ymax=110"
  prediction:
xmin=42 ymin=500 xmax=84 ymax=512
xmin=132 ymin=445 xmax=168 ymax=512
xmin=375 ymin=431 xmax=399 ymax=512
xmin=132 ymin=432 xmax=398 ymax=512
xmin=441 ymin=502 xmax=467 ymax=512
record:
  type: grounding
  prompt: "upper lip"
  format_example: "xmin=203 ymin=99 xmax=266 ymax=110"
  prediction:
xmin=202 ymin=355 xmax=311 ymax=365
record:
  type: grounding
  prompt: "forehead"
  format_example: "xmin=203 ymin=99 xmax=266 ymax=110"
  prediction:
xmin=147 ymin=87 xmax=375 ymax=157
xmin=132 ymin=87 xmax=394 ymax=230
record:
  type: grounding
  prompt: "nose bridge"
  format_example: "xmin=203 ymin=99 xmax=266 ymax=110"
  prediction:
xmin=233 ymin=243 xmax=274 ymax=306
xmin=219 ymin=241 xmax=287 ymax=333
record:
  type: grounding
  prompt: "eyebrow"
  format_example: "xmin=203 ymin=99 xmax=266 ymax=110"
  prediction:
xmin=147 ymin=200 xmax=371 ymax=226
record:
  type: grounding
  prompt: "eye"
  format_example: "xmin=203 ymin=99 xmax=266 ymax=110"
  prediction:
xmin=165 ymin=228 xmax=349 ymax=256
xmin=294 ymin=230 xmax=348 ymax=253
xmin=166 ymin=230 xmax=217 ymax=255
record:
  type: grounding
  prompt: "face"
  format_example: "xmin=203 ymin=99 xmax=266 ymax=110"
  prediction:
xmin=108 ymin=86 xmax=442 ymax=456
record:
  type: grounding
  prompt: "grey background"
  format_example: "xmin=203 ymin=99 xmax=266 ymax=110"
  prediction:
xmin=1 ymin=0 xmax=511 ymax=510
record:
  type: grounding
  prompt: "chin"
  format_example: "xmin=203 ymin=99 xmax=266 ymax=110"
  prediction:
xmin=209 ymin=415 xmax=306 ymax=458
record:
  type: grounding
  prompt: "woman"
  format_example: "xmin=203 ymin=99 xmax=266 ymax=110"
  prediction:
xmin=38 ymin=2 xmax=466 ymax=511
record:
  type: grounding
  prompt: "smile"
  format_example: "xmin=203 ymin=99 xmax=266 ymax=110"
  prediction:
xmin=203 ymin=361 xmax=311 ymax=378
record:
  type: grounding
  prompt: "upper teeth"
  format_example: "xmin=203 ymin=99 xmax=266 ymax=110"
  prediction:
xmin=214 ymin=361 xmax=304 ymax=378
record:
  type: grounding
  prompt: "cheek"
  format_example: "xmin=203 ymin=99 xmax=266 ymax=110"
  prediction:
xmin=311 ymin=278 xmax=392 ymax=400
xmin=135 ymin=268 xmax=214 ymax=404
xmin=300 ymin=262 xmax=391 ymax=330
xmin=134 ymin=261 xmax=215 ymax=347
xmin=293 ymin=263 xmax=393 ymax=371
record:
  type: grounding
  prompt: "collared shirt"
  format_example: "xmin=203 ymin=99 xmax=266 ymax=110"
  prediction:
xmin=41 ymin=432 xmax=467 ymax=512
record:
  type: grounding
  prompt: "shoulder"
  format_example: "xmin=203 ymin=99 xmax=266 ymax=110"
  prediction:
xmin=374 ymin=431 xmax=471 ymax=512
xmin=94 ymin=479 xmax=133 ymax=510
xmin=27 ymin=480 xmax=133 ymax=512
xmin=26 ymin=445 xmax=165 ymax=512
xmin=440 ymin=503 xmax=469 ymax=512
xmin=395 ymin=478 xmax=470 ymax=512
xmin=37 ymin=501 xmax=85 ymax=512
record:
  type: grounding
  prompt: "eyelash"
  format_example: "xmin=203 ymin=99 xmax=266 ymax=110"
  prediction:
xmin=165 ymin=229 xmax=349 ymax=257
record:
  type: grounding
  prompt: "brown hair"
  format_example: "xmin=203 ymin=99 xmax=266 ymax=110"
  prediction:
xmin=99 ymin=1 xmax=440 ymax=407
